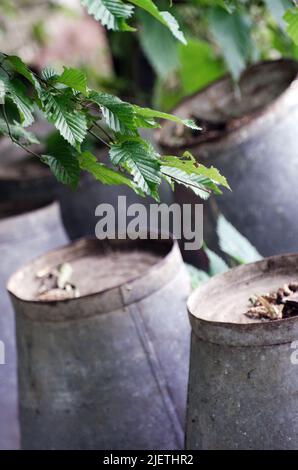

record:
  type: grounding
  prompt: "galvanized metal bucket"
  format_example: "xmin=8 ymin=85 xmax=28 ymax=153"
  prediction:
xmin=7 ymin=237 xmax=190 ymax=450
xmin=157 ymin=59 xmax=298 ymax=262
xmin=0 ymin=137 xmax=107 ymax=240
xmin=186 ymin=253 xmax=298 ymax=450
xmin=0 ymin=202 xmax=68 ymax=450
xmin=0 ymin=139 xmax=173 ymax=241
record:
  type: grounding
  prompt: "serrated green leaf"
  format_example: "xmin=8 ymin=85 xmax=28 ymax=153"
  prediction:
xmin=161 ymin=165 xmax=213 ymax=200
xmin=88 ymin=91 xmax=135 ymax=134
xmin=284 ymin=8 xmax=298 ymax=44
xmin=217 ymin=214 xmax=262 ymax=264
xmin=56 ymin=67 xmax=88 ymax=96
xmin=41 ymin=67 xmax=58 ymax=81
xmin=5 ymin=55 xmax=41 ymax=91
xmin=81 ymin=0 xmax=135 ymax=31
xmin=3 ymin=77 xmax=35 ymax=127
xmin=196 ymin=165 xmax=229 ymax=190
xmin=159 ymin=11 xmax=186 ymax=45
xmin=41 ymin=149 xmax=80 ymax=190
xmin=205 ymin=247 xmax=229 ymax=276
xmin=109 ymin=138 xmax=161 ymax=199
xmin=133 ymin=114 xmax=160 ymax=129
xmin=128 ymin=0 xmax=186 ymax=44
xmin=79 ymin=150 xmax=142 ymax=193
xmin=132 ymin=105 xmax=200 ymax=130
xmin=40 ymin=90 xmax=87 ymax=147
xmin=161 ymin=152 xmax=229 ymax=191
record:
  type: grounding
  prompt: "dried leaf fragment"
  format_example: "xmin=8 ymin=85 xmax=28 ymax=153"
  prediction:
xmin=35 ymin=262 xmax=79 ymax=301
xmin=244 ymin=281 xmax=298 ymax=321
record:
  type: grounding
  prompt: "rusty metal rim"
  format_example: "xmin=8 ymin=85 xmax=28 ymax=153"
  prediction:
xmin=0 ymin=201 xmax=61 ymax=240
xmin=156 ymin=59 xmax=298 ymax=153
xmin=187 ymin=252 xmax=298 ymax=346
xmin=7 ymin=235 xmax=182 ymax=309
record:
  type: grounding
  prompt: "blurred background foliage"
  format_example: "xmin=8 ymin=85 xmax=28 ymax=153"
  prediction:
xmin=109 ymin=0 xmax=298 ymax=108
xmin=1 ymin=1 xmax=298 ymax=109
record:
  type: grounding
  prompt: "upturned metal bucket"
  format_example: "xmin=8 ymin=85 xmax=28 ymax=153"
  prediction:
xmin=7 ymin=237 xmax=190 ymax=450
xmin=186 ymin=253 xmax=298 ymax=450
xmin=0 ymin=202 xmax=68 ymax=449
xmin=157 ymin=59 xmax=298 ymax=261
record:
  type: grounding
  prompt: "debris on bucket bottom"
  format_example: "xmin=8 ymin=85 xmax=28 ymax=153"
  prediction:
xmin=36 ymin=263 xmax=80 ymax=301
xmin=244 ymin=282 xmax=298 ymax=321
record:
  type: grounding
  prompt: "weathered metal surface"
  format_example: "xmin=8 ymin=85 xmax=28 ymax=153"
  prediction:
xmin=0 ymin=202 xmax=68 ymax=450
xmin=186 ymin=253 xmax=298 ymax=450
xmin=8 ymin=238 xmax=191 ymax=450
xmin=157 ymin=60 xmax=298 ymax=263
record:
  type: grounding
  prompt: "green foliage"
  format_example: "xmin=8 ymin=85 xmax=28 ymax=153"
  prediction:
xmin=186 ymin=263 xmax=210 ymax=290
xmin=56 ymin=68 xmax=89 ymax=96
xmin=284 ymin=7 xmax=298 ymax=44
xmin=0 ymin=117 xmax=39 ymax=145
xmin=0 ymin=52 xmax=226 ymax=200
xmin=208 ymin=5 xmax=254 ymax=80
xmin=179 ymin=39 xmax=225 ymax=95
xmin=4 ymin=55 xmax=41 ymax=90
xmin=161 ymin=166 xmax=215 ymax=200
xmin=132 ymin=106 xmax=199 ymax=129
xmin=88 ymin=91 xmax=136 ymax=134
xmin=41 ymin=152 xmax=80 ymax=190
xmin=138 ymin=10 xmax=179 ymax=79
xmin=0 ymin=80 xmax=5 ymax=103
xmin=7 ymin=79 xmax=35 ymax=127
xmin=265 ymin=0 xmax=292 ymax=29
xmin=205 ymin=247 xmax=229 ymax=276
xmin=40 ymin=90 xmax=88 ymax=148
xmin=80 ymin=0 xmax=186 ymax=43
xmin=160 ymin=152 xmax=230 ymax=199
xmin=141 ymin=0 xmax=298 ymax=112
xmin=186 ymin=215 xmax=262 ymax=288
xmin=88 ymin=93 xmax=199 ymax=135
xmin=41 ymin=67 xmax=58 ymax=82
xmin=110 ymin=138 xmax=161 ymax=198
xmin=0 ymin=71 xmax=35 ymax=126
xmin=161 ymin=152 xmax=230 ymax=190
xmin=79 ymin=151 xmax=140 ymax=191
xmin=41 ymin=135 xmax=81 ymax=190
xmin=129 ymin=0 xmax=186 ymax=44
xmin=81 ymin=0 xmax=135 ymax=31
xmin=217 ymin=214 xmax=262 ymax=264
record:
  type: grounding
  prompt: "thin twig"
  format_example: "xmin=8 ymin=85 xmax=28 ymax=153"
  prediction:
xmin=0 ymin=63 xmax=11 ymax=78
xmin=17 ymin=64 xmax=113 ymax=142
xmin=162 ymin=171 xmax=212 ymax=195
xmin=1 ymin=104 xmax=42 ymax=159
xmin=1 ymin=54 xmax=214 ymax=197
xmin=13 ymin=62 xmax=113 ymax=145
xmin=1 ymin=56 xmax=113 ymax=153
xmin=92 ymin=121 xmax=113 ymax=143
xmin=88 ymin=128 xmax=110 ymax=148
